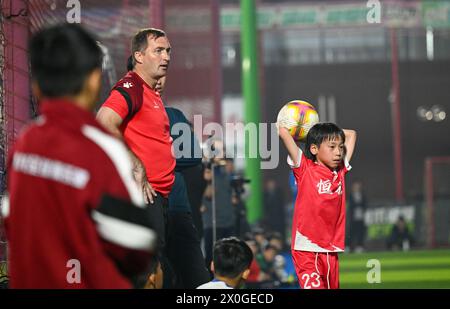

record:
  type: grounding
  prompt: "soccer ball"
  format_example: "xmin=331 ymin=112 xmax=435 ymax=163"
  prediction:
xmin=277 ymin=100 xmax=319 ymax=142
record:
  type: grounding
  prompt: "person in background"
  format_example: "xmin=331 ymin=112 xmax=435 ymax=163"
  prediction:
xmin=244 ymin=239 xmax=261 ymax=284
xmin=387 ymin=216 xmax=414 ymax=251
xmin=182 ymin=163 xmax=207 ymax=240
xmin=263 ymin=178 xmax=287 ymax=243
xmin=165 ymin=105 xmax=211 ymax=288
xmin=255 ymin=244 xmax=278 ymax=282
xmin=201 ymin=140 xmax=236 ymax=269
xmin=347 ymin=180 xmax=367 ymax=253
xmin=253 ymin=227 xmax=268 ymax=253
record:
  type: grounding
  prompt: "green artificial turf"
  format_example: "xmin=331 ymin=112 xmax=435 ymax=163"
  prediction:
xmin=339 ymin=249 xmax=450 ymax=289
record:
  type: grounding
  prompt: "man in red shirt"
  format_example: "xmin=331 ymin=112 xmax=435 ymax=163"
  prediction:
xmin=97 ymin=28 xmax=175 ymax=287
xmin=2 ymin=24 xmax=156 ymax=288
xmin=278 ymin=122 xmax=357 ymax=289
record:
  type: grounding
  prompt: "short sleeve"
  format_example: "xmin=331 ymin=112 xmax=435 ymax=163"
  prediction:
xmin=343 ymin=158 xmax=352 ymax=174
xmin=287 ymin=147 xmax=308 ymax=183
xmin=101 ymin=90 xmax=129 ymax=120
xmin=287 ymin=147 xmax=303 ymax=168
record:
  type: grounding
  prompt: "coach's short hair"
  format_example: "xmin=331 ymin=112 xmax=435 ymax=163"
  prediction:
xmin=29 ymin=23 xmax=102 ymax=97
xmin=213 ymin=237 xmax=253 ymax=279
xmin=305 ymin=123 xmax=345 ymax=161
xmin=131 ymin=28 xmax=166 ymax=67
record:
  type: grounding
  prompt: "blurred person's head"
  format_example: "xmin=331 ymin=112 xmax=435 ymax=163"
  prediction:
xmin=268 ymin=232 xmax=284 ymax=251
xmin=274 ymin=254 xmax=286 ymax=269
xmin=305 ymin=123 xmax=345 ymax=170
xmin=30 ymin=23 xmax=102 ymax=110
xmin=396 ymin=216 xmax=407 ymax=231
xmin=263 ymin=244 xmax=278 ymax=262
xmin=204 ymin=138 xmax=226 ymax=163
xmin=211 ymin=237 xmax=253 ymax=288
xmin=225 ymin=158 xmax=234 ymax=173
xmin=212 ymin=139 xmax=225 ymax=161
xmin=155 ymin=76 xmax=166 ymax=95
xmin=252 ymin=227 xmax=267 ymax=247
xmin=245 ymin=239 xmax=258 ymax=255
xmin=265 ymin=178 xmax=276 ymax=192
xmin=131 ymin=28 xmax=170 ymax=88
xmin=351 ymin=180 xmax=363 ymax=193
xmin=243 ymin=232 xmax=254 ymax=242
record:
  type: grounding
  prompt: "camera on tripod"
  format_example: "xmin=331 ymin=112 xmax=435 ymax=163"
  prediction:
xmin=230 ymin=175 xmax=251 ymax=195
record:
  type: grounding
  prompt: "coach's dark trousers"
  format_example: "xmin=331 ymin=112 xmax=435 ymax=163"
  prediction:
xmin=146 ymin=192 xmax=177 ymax=288
xmin=167 ymin=212 xmax=211 ymax=288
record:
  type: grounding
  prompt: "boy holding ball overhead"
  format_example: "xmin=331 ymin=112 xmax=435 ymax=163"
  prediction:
xmin=277 ymin=104 xmax=357 ymax=289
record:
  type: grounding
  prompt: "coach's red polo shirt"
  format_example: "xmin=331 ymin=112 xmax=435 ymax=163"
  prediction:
xmin=102 ymin=72 xmax=175 ymax=197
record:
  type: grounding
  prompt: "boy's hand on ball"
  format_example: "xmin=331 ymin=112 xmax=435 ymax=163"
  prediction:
xmin=276 ymin=113 xmax=296 ymax=131
xmin=277 ymin=100 xmax=319 ymax=141
xmin=276 ymin=105 xmax=299 ymax=130
xmin=278 ymin=118 xmax=295 ymax=129
xmin=276 ymin=119 xmax=287 ymax=135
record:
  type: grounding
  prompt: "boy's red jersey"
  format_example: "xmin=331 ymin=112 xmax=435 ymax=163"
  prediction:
xmin=289 ymin=148 xmax=351 ymax=252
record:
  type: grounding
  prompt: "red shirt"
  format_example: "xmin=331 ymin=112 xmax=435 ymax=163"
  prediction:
xmin=102 ymin=72 xmax=175 ymax=197
xmin=247 ymin=259 xmax=261 ymax=282
xmin=3 ymin=99 xmax=154 ymax=288
xmin=289 ymin=148 xmax=351 ymax=252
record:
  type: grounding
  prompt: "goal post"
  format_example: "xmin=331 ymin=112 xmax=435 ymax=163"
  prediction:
xmin=425 ymin=156 xmax=450 ymax=249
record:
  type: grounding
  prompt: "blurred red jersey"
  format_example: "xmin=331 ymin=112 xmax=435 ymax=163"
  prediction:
xmin=3 ymin=100 xmax=155 ymax=288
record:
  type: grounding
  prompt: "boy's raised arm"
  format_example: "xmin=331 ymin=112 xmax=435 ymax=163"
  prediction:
xmin=343 ymin=129 xmax=357 ymax=162
xmin=279 ymin=127 xmax=300 ymax=166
